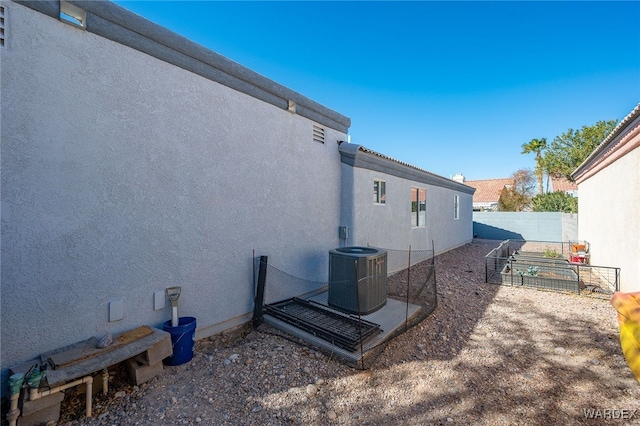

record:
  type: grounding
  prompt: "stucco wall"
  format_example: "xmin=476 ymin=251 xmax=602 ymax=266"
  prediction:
xmin=577 ymin=147 xmax=640 ymax=292
xmin=342 ymin=163 xmax=473 ymax=255
xmin=1 ymin=2 xmax=346 ymax=377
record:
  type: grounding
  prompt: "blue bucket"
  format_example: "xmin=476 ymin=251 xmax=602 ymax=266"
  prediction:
xmin=162 ymin=317 xmax=196 ymax=366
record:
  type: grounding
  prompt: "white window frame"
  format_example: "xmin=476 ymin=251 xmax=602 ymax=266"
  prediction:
xmin=374 ymin=179 xmax=386 ymax=204
xmin=454 ymin=194 xmax=460 ymax=220
xmin=411 ymin=187 xmax=426 ymax=227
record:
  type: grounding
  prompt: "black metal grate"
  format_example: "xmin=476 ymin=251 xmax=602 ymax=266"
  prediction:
xmin=264 ymin=298 xmax=382 ymax=352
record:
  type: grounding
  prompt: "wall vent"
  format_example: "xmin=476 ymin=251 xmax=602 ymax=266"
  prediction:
xmin=313 ymin=124 xmax=325 ymax=144
xmin=1 ymin=6 xmax=5 ymax=47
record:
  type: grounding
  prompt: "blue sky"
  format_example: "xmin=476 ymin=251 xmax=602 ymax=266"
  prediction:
xmin=113 ymin=1 xmax=640 ymax=180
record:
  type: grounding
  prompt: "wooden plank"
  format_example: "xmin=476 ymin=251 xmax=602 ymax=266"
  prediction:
xmin=44 ymin=327 xmax=171 ymax=386
xmin=45 ymin=326 xmax=154 ymax=369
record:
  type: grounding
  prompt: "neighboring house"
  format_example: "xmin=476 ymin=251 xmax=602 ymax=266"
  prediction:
xmin=572 ymin=103 xmax=640 ymax=293
xmin=549 ymin=176 xmax=578 ymax=197
xmin=464 ymin=178 xmax=514 ymax=211
xmin=0 ymin=0 xmax=474 ymax=390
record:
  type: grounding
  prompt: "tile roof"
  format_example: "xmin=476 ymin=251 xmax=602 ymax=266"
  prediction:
xmin=339 ymin=143 xmax=475 ymax=194
xmin=550 ymin=176 xmax=578 ymax=193
xmin=464 ymin=178 xmax=514 ymax=203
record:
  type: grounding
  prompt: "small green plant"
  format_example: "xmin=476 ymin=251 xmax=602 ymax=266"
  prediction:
xmin=516 ymin=266 xmax=539 ymax=277
xmin=543 ymin=247 xmax=562 ymax=258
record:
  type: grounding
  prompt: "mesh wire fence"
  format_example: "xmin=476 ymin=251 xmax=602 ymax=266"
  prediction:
xmin=252 ymin=247 xmax=436 ymax=368
xmin=485 ymin=239 xmax=619 ymax=297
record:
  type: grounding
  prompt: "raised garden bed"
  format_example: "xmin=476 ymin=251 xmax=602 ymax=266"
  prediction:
xmin=500 ymin=257 xmax=580 ymax=293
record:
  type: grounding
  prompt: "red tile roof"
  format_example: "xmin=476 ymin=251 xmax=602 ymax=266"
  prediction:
xmin=465 ymin=178 xmax=514 ymax=203
xmin=550 ymin=176 xmax=578 ymax=193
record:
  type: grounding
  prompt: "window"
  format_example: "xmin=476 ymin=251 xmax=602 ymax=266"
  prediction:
xmin=373 ymin=180 xmax=386 ymax=204
xmin=411 ymin=187 xmax=426 ymax=227
xmin=454 ymin=195 xmax=460 ymax=220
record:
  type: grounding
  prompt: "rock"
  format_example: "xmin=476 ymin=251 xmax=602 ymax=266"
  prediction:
xmin=229 ymin=354 xmax=240 ymax=361
xmin=315 ymin=378 xmax=324 ymax=386
xmin=306 ymin=384 xmax=318 ymax=396
xmin=96 ymin=333 xmax=113 ymax=348
xmin=195 ymin=417 xmax=202 ymax=423
xmin=303 ymin=367 xmax=311 ymax=374
xmin=327 ymin=410 xmax=337 ymax=420
xmin=447 ymin=417 xmax=454 ymax=422
xmin=171 ymin=397 xmax=178 ymax=404
xmin=115 ymin=391 xmax=126 ymax=398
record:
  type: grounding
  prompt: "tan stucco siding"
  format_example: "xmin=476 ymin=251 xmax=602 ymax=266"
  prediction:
xmin=577 ymin=146 xmax=640 ymax=292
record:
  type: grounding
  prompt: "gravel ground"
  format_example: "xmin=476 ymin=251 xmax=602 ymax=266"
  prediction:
xmin=58 ymin=239 xmax=639 ymax=426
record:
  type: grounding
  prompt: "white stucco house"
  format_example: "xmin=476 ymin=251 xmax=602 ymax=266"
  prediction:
xmin=571 ymin=103 xmax=640 ymax=293
xmin=1 ymin=0 xmax=474 ymax=390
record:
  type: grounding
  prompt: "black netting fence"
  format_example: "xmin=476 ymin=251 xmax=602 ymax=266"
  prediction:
xmin=252 ymin=246 xmax=436 ymax=369
xmin=485 ymin=239 xmax=619 ymax=297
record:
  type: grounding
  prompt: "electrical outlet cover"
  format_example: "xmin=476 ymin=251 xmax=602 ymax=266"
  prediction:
xmin=109 ymin=299 xmax=124 ymax=321
xmin=154 ymin=291 xmax=166 ymax=311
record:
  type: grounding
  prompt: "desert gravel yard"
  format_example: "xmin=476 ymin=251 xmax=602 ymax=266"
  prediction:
xmin=60 ymin=239 xmax=639 ymax=425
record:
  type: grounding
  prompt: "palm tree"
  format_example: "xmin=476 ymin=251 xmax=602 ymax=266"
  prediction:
xmin=521 ymin=137 xmax=547 ymax=195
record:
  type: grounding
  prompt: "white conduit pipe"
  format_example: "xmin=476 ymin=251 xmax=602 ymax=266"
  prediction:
xmin=7 ymin=392 xmax=20 ymax=426
xmin=29 ymin=375 xmax=94 ymax=418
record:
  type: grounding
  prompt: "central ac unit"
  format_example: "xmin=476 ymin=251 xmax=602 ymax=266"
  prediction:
xmin=328 ymin=246 xmax=387 ymax=315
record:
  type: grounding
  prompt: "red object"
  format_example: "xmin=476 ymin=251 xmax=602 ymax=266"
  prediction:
xmin=570 ymin=253 xmax=587 ymax=264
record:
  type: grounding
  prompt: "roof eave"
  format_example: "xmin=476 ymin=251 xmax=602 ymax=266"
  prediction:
xmin=339 ymin=144 xmax=476 ymax=195
xmin=571 ymin=103 xmax=640 ymax=181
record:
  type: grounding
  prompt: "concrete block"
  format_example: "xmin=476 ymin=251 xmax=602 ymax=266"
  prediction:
xmin=126 ymin=356 xmax=164 ymax=385
xmin=18 ymin=391 xmax=64 ymax=426
xmin=143 ymin=334 xmax=173 ymax=366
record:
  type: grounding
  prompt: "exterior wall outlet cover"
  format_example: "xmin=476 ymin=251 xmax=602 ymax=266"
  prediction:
xmin=109 ymin=300 xmax=124 ymax=322
xmin=154 ymin=291 xmax=166 ymax=311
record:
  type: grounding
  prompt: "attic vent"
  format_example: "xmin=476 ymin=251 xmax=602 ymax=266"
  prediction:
xmin=0 ymin=6 xmax=5 ymax=47
xmin=60 ymin=1 xmax=86 ymax=28
xmin=313 ymin=124 xmax=325 ymax=144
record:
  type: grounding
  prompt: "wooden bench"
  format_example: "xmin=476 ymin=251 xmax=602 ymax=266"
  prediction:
xmin=10 ymin=326 xmax=172 ymax=425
